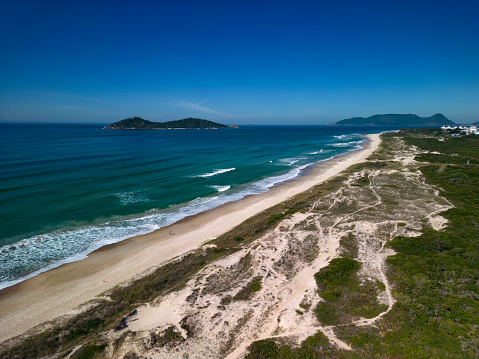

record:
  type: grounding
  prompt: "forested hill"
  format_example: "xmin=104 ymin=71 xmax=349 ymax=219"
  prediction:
xmin=332 ymin=113 xmax=455 ymax=126
xmin=105 ymin=117 xmax=235 ymax=129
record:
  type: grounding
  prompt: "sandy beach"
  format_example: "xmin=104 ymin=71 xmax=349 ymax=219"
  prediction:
xmin=0 ymin=133 xmax=381 ymax=344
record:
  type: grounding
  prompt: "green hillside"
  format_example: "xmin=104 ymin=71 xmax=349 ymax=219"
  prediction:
xmin=333 ymin=113 xmax=455 ymax=126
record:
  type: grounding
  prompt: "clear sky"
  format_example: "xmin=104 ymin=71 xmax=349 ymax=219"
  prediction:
xmin=1 ymin=0 xmax=478 ymax=125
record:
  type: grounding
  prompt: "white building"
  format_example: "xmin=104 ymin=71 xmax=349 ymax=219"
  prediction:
xmin=441 ymin=125 xmax=478 ymax=135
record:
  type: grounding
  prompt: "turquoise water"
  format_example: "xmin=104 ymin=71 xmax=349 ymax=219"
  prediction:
xmin=0 ymin=124 xmax=393 ymax=289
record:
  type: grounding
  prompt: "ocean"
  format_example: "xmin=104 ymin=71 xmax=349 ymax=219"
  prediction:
xmin=0 ymin=123 xmax=395 ymax=290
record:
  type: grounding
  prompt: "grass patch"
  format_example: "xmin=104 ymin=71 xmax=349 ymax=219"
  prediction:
xmin=246 ymin=332 xmax=361 ymax=358
xmin=345 ymin=281 xmax=388 ymax=318
xmin=220 ymin=295 xmax=232 ymax=305
xmin=339 ymin=232 xmax=359 ymax=259
xmin=376 ymin=280 xmax=386 ymax=291
xmin=315 ymin=301 xmax=341 ymax=325
xmin=384 ymin=184 xmax=401 ymax=189
xmin=299 ymin=300 xmax=311 ymax=311
xmin=314 ymin=258 xmax=387 ymax=324
xmin=321 ymin=289 xmax=342 ymax=302
xmin=72 ymin=344 xmax=106 ymax=359
xmin=314 ymin=257 xmax=361 ymax=291
xmin=149 ymin=326 xmax=185 ymax=348
xmin=233 ymin=278 xmax=262 ymax=301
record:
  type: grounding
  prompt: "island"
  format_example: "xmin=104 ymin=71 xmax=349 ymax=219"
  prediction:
xmin=104 ymin=117 xmax=237 ymax=129
xmin=472 ymin=121 xmax=479 ymax=126
xmin=331 ymin=113 xmax=455 ymax=126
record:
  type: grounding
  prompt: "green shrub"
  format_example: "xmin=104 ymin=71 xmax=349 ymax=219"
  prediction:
xmin=376 ymin=280 xmax=386 ymax=291
xmin=315 ymin=302 xmax=340 ymax=325
xmin=246 ymin=340 xmax=279 ymax=358
xmin=72 ymin=344 xmax=105 ymax=359
xmin=321 ymin=289 xmax=342 ymax=302
xmin=233 ymin=278 xmax=262 ymax=301
xmin=315 ymin=257 xmax=360 ymax=290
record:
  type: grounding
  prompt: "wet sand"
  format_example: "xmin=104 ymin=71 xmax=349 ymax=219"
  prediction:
xmin=0 ymin=133 xmax=381 ymax=343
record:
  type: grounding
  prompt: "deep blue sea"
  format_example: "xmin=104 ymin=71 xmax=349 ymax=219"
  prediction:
xmin=0 ymin=123 xmax=397 ymax=289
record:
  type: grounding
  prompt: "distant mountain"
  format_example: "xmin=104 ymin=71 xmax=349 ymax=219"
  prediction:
xmin=105 ymin=117 xmax=236 ymax=129
xmin=332 ymin=113 xmax=455 ymax=126
xmin=471 ymin=121 xmax=479 ymax=126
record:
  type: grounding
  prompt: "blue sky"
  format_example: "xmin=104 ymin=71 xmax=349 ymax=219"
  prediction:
xmin=1 ymin=0 xmax=478 ymax=125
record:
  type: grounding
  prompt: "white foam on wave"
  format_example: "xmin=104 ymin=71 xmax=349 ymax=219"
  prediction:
xmin=350 ymin=142 xmax=365 ymax=153
xmin=330 ymin=140 xmax=364 ymax=148
xmin=334 ymin=133 xmax=361 ymax=140
xmin=209 ymin=185 xmax=231 ymax=192
xmin=307 ymin=149 xmax=326 ymax=154
xmin=115 ymin=190 xmax=152 ymax=205
xmin=0 ymin=219 xmax=161 ymax=290
xmin=0 ymin=189 xmax=242 ymax=290
xmin=197 ymin=168 xmax=235 ymax=178
xmin=254 ymin=167 xmax=303 ymax=188
xmin=279 ymin=157 xmax=307 ymax=166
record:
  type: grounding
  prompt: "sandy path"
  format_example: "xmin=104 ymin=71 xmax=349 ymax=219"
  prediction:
xmin=347 ymin=177 xmax=394 ymax=327
xmin=0 ymin=134 xmax=381 ymax=343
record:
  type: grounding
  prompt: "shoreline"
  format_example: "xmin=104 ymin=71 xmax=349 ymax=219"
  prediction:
xmin=0 ymin=133 xmax=381 ymax=344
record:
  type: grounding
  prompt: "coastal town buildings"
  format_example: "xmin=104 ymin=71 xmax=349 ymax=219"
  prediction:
xmin=441 ymin=125 xmax=479 ymax=135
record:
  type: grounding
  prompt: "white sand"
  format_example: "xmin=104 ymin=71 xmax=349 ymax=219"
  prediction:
xmin=0 ymin=134 xmax=381 ymax=344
